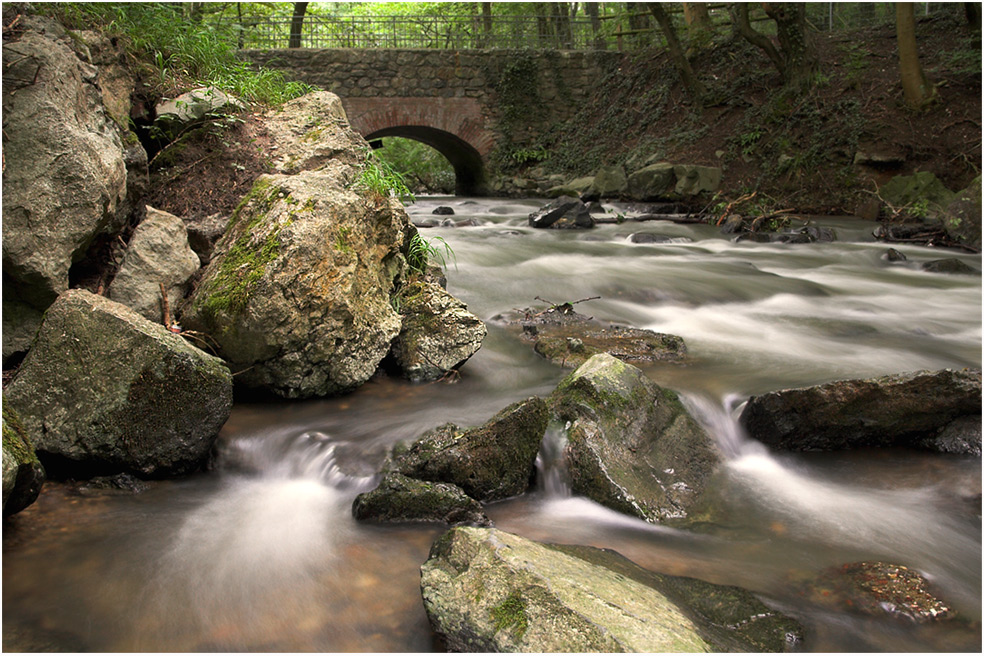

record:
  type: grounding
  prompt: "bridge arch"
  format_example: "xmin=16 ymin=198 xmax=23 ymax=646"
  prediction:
xmin=341 ymin=97 xmax=494 ymax=196
xmin=366 ymin=126 xmax=484 ymax=196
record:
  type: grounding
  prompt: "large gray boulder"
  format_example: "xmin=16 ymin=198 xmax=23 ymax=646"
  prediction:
xmin=390 ymin=280 xmax=487 ymax=382
xmin=550 ymin=353 xmax=722 ymax=523
xmin=589 ymin=165 xmax=628 ymax=198
xmin=2 ymin=16 xmax=128 ymax=309
xmin=627 ymin=162 xmax=676 ymax=200
xmin=108 ymin=206 xmax=201 ymax=322
xmin=3 ymin=290 xmax=233 ymax=478
xmin=674 ymin=164 xmax=722 ymax=196
xmin=261 ymin=90 xmax=363 ymax=174
xmin=392 ymin=397 xmax=549 ymax=501
xmin=740 ymin=369 xmax=982 ymax=453
xmin=420 ymin=527 xmax=803 ymax=652
xmin=2 ymin=405 xmax=45 ymax=516
xmin=2 ymin=296 xmax=44 ymax=366
xmin=180 ymin=166 xmax=410 ymax=398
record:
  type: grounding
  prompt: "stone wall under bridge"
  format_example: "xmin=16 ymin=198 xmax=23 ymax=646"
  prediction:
xmin=241 ymin=48 xmax=621 ymax=194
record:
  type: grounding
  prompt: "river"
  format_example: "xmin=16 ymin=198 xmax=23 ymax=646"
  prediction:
xmin=3 ymin=197 xmax=981 ymax=652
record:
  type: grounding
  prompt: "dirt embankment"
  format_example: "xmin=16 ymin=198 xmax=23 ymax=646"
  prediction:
xmin=535 ymin=11 xmax=981 ymax=215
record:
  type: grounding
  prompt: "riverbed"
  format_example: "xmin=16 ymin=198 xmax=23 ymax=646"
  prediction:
xmin=3 ymin=197 xmax=981 ymax=652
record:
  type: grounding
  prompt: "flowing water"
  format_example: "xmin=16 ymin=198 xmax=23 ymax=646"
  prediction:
xmin=3 ymin=197 xmax=981 ymax=652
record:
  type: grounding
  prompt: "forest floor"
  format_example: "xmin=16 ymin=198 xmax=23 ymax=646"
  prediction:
xmin=535 ymin=10 xmax=981 ymax=215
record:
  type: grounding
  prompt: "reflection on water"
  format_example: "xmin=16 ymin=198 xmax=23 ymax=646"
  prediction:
xmin=3 ymin=197 xmax=981 ymax=652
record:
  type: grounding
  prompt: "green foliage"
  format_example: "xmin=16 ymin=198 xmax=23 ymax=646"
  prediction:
xmin=374 ymin=138 xmax=454 ymax=194
xmin=45 ymin=2 xmax=314 ymax=105
xmin=357 ymin=149 xmax=416 ymax=203
xmin=407 ymin=232 xmax=455 ymax=274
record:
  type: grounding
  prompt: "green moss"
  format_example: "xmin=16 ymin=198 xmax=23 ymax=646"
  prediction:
xmin=491 ymin=591 xmax=529 ymax=637
xmin=196 ymin=178 xmax=293 ymax=328
xmin=2 ymin=404 xmax=38 ymax=465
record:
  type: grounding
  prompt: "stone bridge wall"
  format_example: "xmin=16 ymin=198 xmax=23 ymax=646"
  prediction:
xmin=242 ymin=48 xmax=622 ymax=158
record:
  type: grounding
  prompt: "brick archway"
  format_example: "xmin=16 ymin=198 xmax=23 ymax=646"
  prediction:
xmin=341 ymin=97 xmax=493 ymax=195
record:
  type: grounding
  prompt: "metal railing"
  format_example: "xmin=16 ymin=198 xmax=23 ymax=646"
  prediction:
xmin=237 ymin=4 xmax=962 ymax=51
xmin=243 ymin=15 xmax=617 ymax=50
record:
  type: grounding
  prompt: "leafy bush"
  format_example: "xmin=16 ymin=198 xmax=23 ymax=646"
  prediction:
xmin=374 ymin=138 xmax=455 ymax=194
xmin=43 ymin=2 xmax=314 ymax=105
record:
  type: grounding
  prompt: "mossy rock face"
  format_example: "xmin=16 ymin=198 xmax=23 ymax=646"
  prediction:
xmin=549 ymin=353 xmax=721 ymax=524
xmin=880 ymin=171 xmax=955 ymax=211
xmin=3 ymin=290 xmax=233 ymax=478
xmin=2 ymin=404 xmax=45 ymax=516
xmin=420 ymin=527 xmax=802 ymax=652
xmin=181 ymin=165 xmax=410 ymax=398
xmin=352 ymin=472 xmax=491 ymax=526
xmin=393 ymin=397 xmax=549 ymax=502
xmin=939 ymin=176 xmax=982 ymax=250
xmin=390 ymin=280 xmax=487 ymax=383
xmin=740 ymin=368 xmax=982 ymax=452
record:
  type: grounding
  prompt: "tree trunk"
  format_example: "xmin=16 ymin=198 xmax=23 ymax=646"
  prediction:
xmin=647 ymin=3 xmax=705 ymax=101
xmin=682 ymin=2 xmax=714 ymax=52
xmin=734 ymin=3 xmax=816 ymax=87
xmin=585 ymin=2 xmax=605 ymax=49
xmin=289 ymin=2 xmax=309 ymax=49
xmin=733 ymin=3 xmax=786 ymax=76
xmin=965 ymin=2 xmax=981 ymax=29
xmin=763 ymin=3 xmax=816 ymax=87
xmin=482 ymin=2 xmax=493 ymax=46
xmin=896 ymin=3 xmax=935 ymax=109
xmin=535 ymin=3 xmax=550 ymax=47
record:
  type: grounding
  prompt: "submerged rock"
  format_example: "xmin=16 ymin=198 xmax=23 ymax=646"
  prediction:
xmin=352 ymin=472 xmax=491 ymax=526
xmin=796 ymin=561 xmax=953 ymax=623
xmin=498 ymin=304 xmax=687 ymax=369
xmin=420 ymin=527 xmax=803 ymax=652
xmin=533 ymin=324 xmax=686 ymax=369
xmin=392 ymin=397 xmax=548 ymax=502
xmin=922 ymin=258 xmax=980 ymax=275
xmin=740 ymin=368 xmax=982 ymax=452
xmin=390 ymin=280 xmax=487 ymax=383
xmin=2 ymin=405 xmax=45 ymax=516
xmin=550 ymin=353 xmax=721 ymax=523
xmin=4 ymin=290 xmax=233 ymax=478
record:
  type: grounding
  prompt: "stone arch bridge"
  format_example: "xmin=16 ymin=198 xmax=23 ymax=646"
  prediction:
xmin=243 ymin=48 xmax=620 ymax=194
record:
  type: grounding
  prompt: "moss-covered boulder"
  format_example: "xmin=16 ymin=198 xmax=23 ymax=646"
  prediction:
xmin=3 ymin=290 xmax=232 ymax=478
xmin=352 ymin=473 xmax=491 ymax=526
xmin=627 ymin=162 xmax=676 ymax=200
xmin=879 ymin=171 xmax=955 ymax=212
xmin=550 ymin=353 xmax=722 ymax=523
xmin=740 ymin=369 xmax=982 ymax=452
xmin=420 ymin=527 xmax=803 ymax=652
xmin=180 ymin=166 xmax=410 ymax=398
xmin=2 ymin=404 xmax=45 ymax=516
xmin=589 ymin=165 xmax=628 ymax=198
xmin=939 ymin=176 xmax=982 ymax=251
xmin=392 ymin=397 xmax=548 ymax=502
xmin=390 ymin=280 xmax=487 ymax=383
xmin=674 ymin=164 xmax=722 ymax=196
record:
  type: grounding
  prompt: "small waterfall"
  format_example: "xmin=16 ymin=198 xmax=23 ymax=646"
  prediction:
xmin=680 ymin=392 xmax=766 ymax=460
xmin=535 ymin=425 xmax=573 ymax=498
